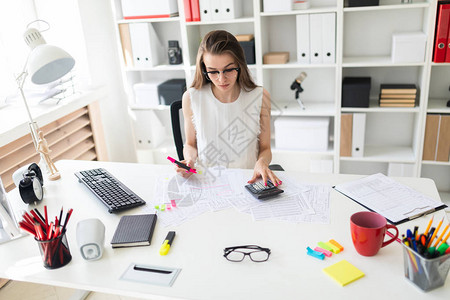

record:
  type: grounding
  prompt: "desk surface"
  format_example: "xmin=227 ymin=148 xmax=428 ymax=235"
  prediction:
xmin=1 ymin=160 xmax=449 ymax=300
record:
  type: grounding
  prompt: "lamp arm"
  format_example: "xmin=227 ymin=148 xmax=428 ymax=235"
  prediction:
xmin=16 ymin=70 xmax=40 ymax=151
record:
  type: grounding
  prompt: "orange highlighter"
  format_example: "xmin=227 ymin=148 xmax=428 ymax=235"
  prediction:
xmin=160 ymin=231 xmax=176 ymax=256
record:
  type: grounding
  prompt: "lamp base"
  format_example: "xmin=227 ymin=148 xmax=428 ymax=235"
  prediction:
xmin=48 ymin=172 xmax=61 ymax=181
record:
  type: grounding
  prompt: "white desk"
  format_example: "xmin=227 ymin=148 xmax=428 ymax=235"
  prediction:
xmin=1 ymin=160 xmax=449 ymax=299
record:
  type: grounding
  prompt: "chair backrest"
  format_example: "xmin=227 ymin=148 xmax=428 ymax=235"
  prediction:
xmin=170 ymin=100 xmax=184 ymax=161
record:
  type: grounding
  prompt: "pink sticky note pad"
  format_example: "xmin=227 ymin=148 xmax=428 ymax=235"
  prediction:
xmin=166 ymin=205 xmax=172 ymax=210
xmin=170 ymin=200 xmax=177 ymax=207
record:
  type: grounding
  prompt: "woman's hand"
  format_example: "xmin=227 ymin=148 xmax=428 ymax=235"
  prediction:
xmin=174 ymin=159 xmax=196 ymax=178
xmin=248 ymin=159 xmax=282 ymax=187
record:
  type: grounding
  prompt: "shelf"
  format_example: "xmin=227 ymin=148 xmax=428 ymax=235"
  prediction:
xmin=421 ymin=160 xmax=450 ymax=166
xmin=262 ymin=62 xmax=336 ymax=69
xmin=186 ymin=16 xmax=255 ymax=25
xmin=341 ymin=100 xmax=420 ymax=113
xmin=271 ymin=140 xmax=334 ymax=156
xmin=117 ymin=17 xmax=180 ymax=24
xmin=272 ymin=101 xmax=335 ymax=117
xmin=130 ymin=104 xmax=171 ymax=111
xmin=343 ymin=56 xmax=425 ymax=67
xmin=340 ymin=146 xmax=416 ymax=163
xmin=125 ymin=64 xmax=185 ymax=71
xmin=112 ymin=0 xmax=448 ymax=194
xmin=427 ymin=98 xmax=450 ymax=113
xmin=189 ymin=64 xmax=257 ymax=71
xmin=343 ymin=2 xmax=429 ymax=12
xmin=260 ymin=6 xmax=338 ymax=16
xmin=431 ymin=62 xmax=450 ymax=67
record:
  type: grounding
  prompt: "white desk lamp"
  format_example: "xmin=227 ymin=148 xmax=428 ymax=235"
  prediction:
xmin=16 ymin=20 xmax=75 ymax=180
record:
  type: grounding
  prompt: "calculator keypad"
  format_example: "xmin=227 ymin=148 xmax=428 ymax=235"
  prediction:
xmin=245 ymin=180 xmax=284 ymax=200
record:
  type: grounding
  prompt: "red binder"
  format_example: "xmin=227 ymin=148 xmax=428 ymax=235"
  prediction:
xmin=190 ymin=0 xmax=200 ymax=22
xmin=184 ymin=0 xmax=192 ymax=22
xmin=434 ymin=4 xmax=450 ymax=62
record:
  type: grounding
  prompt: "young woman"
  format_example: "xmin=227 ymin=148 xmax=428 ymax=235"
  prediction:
xmin=175 ymin=30 xmax=281 ymax=186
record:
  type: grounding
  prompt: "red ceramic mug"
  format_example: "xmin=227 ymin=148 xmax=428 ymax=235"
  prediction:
xmin=350 ymin=211 xmax=399 ymax=256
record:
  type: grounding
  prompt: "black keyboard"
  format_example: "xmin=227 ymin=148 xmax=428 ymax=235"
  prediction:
xmin=75 ymin=168 xmax=146 ymax=213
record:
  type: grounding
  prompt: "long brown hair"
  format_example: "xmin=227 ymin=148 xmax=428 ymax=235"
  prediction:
xmin=191 ymin=30 xmax=257 ymax=91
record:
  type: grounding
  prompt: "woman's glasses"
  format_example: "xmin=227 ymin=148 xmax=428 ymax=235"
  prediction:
xmin=203 ymin=67 xmax=239 ymax=81
xmin=223 ymin=245 xmax=271 ymax=262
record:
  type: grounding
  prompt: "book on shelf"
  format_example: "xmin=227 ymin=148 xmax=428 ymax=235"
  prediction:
xmin=379 ymin=94 xmax=416 ymax=99
xmin=118 ymin=24 xmax=133 ymax=67
xmin=437 ymin=115 xmax=450 ymax=161
xmin=379 ymin=103 xmax=415 ymax=107
xmin=422 ymin=114 xmax=450 ymax=161
xmin=379 ymin=99 xmax=416 ymax=104
xmin=340 ymin=113 xmax=353 ymax=157
xmin=339 ymin=113 xmax=365 ymax=157
xmin=380 ymin=84 xmax=417 ymax=94
xmin=352 ymin=113 xmax=366 ymax=157
xmin=111 ymin=214 xmax=157 ymax=248
xmin=434 ymin=2 xmax=450 ymax=62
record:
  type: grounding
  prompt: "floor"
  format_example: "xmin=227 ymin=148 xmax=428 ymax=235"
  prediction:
xmin=0 ymin=280 xmax=144 ymax=300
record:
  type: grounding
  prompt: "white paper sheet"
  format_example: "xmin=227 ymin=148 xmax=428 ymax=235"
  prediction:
xmin=150 ymin=169 xmax=331 ymax=226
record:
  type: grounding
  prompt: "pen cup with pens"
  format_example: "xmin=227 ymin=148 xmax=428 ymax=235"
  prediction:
xmin=19 ymin=207 xmax=73 ymax=270
xmin=36 ymin=228 xmax=72 ymax=269
xmin=402 ymin=217 xmax=450 ymax=291
xmin=402 ymin=244 xmax=450 ymax=291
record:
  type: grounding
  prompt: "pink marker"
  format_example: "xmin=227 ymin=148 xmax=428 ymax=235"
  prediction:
xmin=167 ymin=156 xmax=197 ymax=173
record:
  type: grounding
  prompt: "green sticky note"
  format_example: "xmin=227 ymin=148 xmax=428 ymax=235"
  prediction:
xmin=323 ymin=260 xmax=365 ymax=286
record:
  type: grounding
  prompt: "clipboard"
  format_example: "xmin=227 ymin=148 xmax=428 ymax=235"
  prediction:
xmin=333 ymin=173 xmax=447 ymax=225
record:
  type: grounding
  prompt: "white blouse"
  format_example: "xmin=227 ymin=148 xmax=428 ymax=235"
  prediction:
xmin=188 ymin=84 xmax=263 ymax=169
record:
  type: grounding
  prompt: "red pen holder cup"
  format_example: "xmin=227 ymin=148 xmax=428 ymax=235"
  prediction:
xmin=35 ymin=231 xmax=72 ymax=269
xmin=402 ymin=243 xmax=450 ymax=291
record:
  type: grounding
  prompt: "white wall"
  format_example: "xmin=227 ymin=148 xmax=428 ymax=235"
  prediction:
xmin=34 ymin=0 xmax=137 ymax=162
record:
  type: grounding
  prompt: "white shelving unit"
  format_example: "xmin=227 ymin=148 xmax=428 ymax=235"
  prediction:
xmin=111 ymin=0 xmax=449 ymax=202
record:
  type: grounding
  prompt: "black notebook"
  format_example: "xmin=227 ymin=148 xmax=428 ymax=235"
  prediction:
xmin=111 ymin=214 xmax=157 ymax=248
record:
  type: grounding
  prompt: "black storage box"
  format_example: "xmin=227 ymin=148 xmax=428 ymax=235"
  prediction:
xmin=342 ymin=77 xmax=371 ymax=108
xmin=347 ymin=0 xmax=379 ymax=7
xmin=158 ymin=79 xmax=186 ymax=106
xmin=239 ymin=40 xmax=255 ymax=65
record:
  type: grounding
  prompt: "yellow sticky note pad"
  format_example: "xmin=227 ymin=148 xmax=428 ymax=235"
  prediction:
xmin=323 ymin=260 xmax=365 ymax=286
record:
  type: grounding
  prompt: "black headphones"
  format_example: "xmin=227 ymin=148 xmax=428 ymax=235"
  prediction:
xmin=19 ymin=163 xmax=44 ymax=204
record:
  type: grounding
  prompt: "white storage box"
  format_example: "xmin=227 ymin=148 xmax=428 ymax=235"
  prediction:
xmin=133 ymin=81 xmax=164 ymax=107
xmin=263 ymin=0 xmax=292 ymax=13
xmin=274 ymin=117 xmax=330 ymax=151
xmin=391 ymin=32 xmax=427 ymax=63
xmin=121 ymin=0 xmax=178 ymax=19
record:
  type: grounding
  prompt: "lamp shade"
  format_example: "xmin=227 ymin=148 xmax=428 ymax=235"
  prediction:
xmin=28 ymin=44 xmax=75 ymax=85
xmin=23 ymin=26 xmax=75 ymax=85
